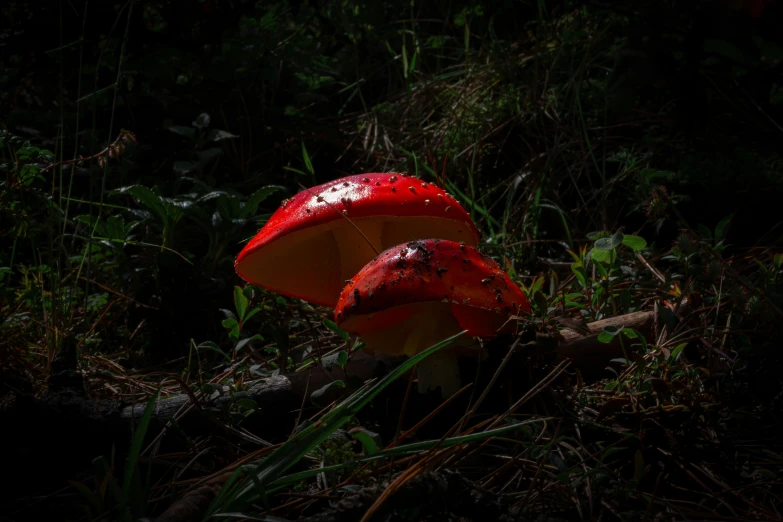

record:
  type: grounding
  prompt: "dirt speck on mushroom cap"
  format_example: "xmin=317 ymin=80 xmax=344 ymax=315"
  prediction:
xmin=335 ymin=239 xmax=531 ymax=337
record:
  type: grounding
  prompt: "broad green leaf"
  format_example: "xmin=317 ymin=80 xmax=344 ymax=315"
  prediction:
xmin=173 ymin=161 xmax=198 ymax=174
xmin=234 ymin=398 xmax=258 ymax=411
xmin=621 ymin=235 xmax=647 ymax=252
xmin=622 ymin=328 xmax=648 ymax=351
xmin=350 ymin=428 xmax=381 ymax=455
xmin=594 ymin=231 xmax=624 ymax=251
xmin=598 ymin=325 xmax=622 ymax=343
xmin=234 ymin=286 xmax=249 ymax=321
xmin=243 ymin=307 xmax=262 ymax=324
xmin=669 ymin=343 xmax=687 ymax=362
xmin=597 ymin=331 xmax=614 ymax=343
xmin=193 ymin=113 xmax=211 ymax=129
xmin=241 ymin=186 xmax=283 ymax=218
xmin=198 ymin=148 xmax=223 ymax=163
xmin=207 ymin=129 xmax=239 ymax=142
xmin=336 ymin=351 xmax=349 ymax=368
xmin=311 ymin=380 xmax=346 ymax=406
xmin=590 ymin=247 xmax=612 ymax=264
xmin=235 ymin=335 xmax=262 ymax=354
xmin=112 ymin=185 xmax=169 ymax=225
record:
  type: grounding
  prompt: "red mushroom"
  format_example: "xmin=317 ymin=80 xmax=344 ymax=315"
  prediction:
xmin=234 ymin=174 xmax=479 ymax=307
xmin=335 ymin=239 xmax=531 ymax=396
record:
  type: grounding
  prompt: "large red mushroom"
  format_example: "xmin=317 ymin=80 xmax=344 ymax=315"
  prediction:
xmin=335 ymin=239 xmax=531 ymax=396
xmin=234 ymin=174 xmax=479 ymax=307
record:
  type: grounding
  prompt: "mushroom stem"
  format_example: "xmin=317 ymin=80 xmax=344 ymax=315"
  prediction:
xmin=416 ymin=348 xmax=463 ymax=397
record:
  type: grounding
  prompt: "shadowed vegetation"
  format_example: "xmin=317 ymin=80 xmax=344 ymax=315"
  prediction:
xmin=2 ymin=0 xmax=783 ymax=520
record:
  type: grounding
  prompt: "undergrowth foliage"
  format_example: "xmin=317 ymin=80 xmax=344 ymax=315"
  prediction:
xmin=2 ymin=0 xmax=783 ymax=521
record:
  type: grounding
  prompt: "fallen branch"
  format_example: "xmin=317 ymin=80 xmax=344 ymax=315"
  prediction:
xmin=553 ymin=310 xmax=654 ymax=376
xmin=121 ymin=353 xmax=403 ymax=423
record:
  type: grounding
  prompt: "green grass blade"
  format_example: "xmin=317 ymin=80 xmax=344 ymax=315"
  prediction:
xmin=266 ymin=416 xmax=551 ymax=492
xmin=120 ymin=388 xmax=159 ymax=514
xmin=210 ymin=331 xmax=466 ymax=515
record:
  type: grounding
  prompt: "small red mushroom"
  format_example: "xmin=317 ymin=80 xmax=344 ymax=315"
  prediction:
xmin=234 ymin=174 xmax=479 ymax=307
xmin=335 ymin=239 xmax=531 ymax=396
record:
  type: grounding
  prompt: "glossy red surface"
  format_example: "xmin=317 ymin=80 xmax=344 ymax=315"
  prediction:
xmin=235 ymin=173 xmax=478 ymax=268
xmin=335 ymin=239 xmax=531 ymax=337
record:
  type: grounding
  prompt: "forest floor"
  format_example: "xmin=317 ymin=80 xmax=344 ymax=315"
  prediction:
xmin=2 ymin=1 xmax=783 ymax=521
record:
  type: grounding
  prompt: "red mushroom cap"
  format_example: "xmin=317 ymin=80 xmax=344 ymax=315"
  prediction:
xmin=334 ymin=239 xmax=530 ymax=357
xmin=234 ymin=174 xmax=479 ymax=306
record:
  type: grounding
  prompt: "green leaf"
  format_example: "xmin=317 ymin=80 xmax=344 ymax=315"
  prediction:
xmin=234 ymin=286 xmax=249 ymax=322
xmin=112 ymin=185 xmax=169 ymax=225
xmin=704 ymin=39 xmax=744 ymax=63
xmin=310 ymin=380 xmax=345 ymax=406
xmin=621 ymin=235 xmax=647 ymax=252
xmin=207 ymin=129 xmax=239 ymax=142
xmin=173 ymin=161 xmax=199 ymax=174
xmin=590 ymin=247 xmax=612 ymax=265
xmin=235 ymin=334 xmax=262 ymax=354
xmin=243 ymin=307 xmax=262 ymax=324
xmin=623 ymin=328 xmax=648 ymax=351
xmin=301 ymin=142 xmax=314 ymax=176
xmin=198 ymin=148 xmax=223 ymax=163
xmin=323 ymin=319 xmax=350 ymax=343
xmin=571 ymin=264 xmax=587 ymax=288
xmin=593 ymin=255 xmax=609 ymax=276
xmin=241 ymin=186 xmax=283 ymax=218
xmin=350 ymin=428 xmax=381 ymax=455
xmin=120 ymin=388 xmax=159 ymax=514
xmin=267 ymin=417 xmax=550 ymax=493
xmin=530 ymin=276 xmax=544 ymax=295
xmin=597 ymin=331 xmax=614 ymax=343
xmin=197 ymin=341 xmax=232 ymax=362
xmin=598 ymin=325 xmax=622 ymax=344
xmin=633 ymin=450 xmax=645 ymax=481
xmin=336 ymin=351 xmax=349 ymax=368
xmin=193 ymin=113 xmax=211 ymax=129
xmin=669 ymin=343 xmax=687 ymax=362
xmin=234 ymin=398 xmax=258 ymax=411
xmin=214 ymin=331 xmax=466 ymax=514
xmin=715 ymin=214 xmax=732 ymax=241
xmin=594 ymin=231 xmax=624 ymax=251
xmin=533 ymin=291 xmax=548 ymax=314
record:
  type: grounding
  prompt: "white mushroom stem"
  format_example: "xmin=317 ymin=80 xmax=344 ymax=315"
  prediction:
xmin=353 ymin=302 xmax=481 ymax=398
xmin=416 ymin=339 xmax=478 ymax=397
xmin=416 ymin=348 xmax=461 ymax=397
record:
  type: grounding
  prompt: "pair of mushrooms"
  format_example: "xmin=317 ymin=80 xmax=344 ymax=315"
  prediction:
xmin=234 ymin=173 xmax=531 ymax=397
